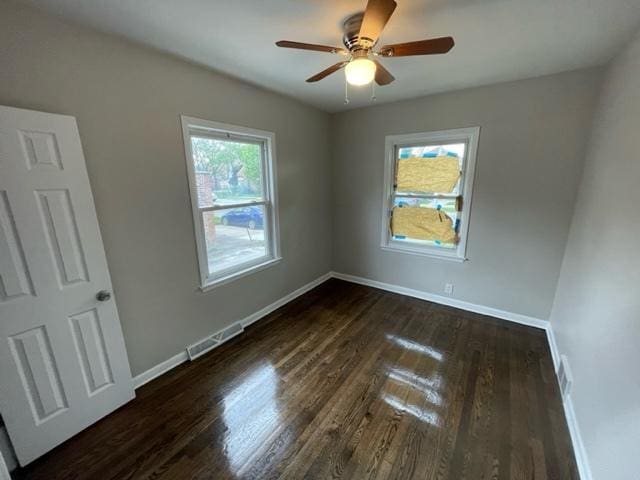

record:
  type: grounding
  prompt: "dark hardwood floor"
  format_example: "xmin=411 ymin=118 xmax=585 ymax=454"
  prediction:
xmin=16 ymin=279 xmax=578 ymax=479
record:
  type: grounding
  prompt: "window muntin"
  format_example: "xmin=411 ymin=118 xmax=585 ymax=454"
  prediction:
xmin=182 ymin=117 xmax=279 ymax=288
xmin=381 ymin=128 xmax=479 ymax=261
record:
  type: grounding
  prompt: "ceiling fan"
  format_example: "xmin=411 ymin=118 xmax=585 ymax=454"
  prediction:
xmin=276 ymin=0 xmax=454 ymax=88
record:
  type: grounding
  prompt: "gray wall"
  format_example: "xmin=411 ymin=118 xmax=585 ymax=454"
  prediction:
xmin=0 ymin=1 xmax=332 ymax=376
xmin=549 ymin=31 xmax=640 ymax=480
xmin=331 ymin=69 xmax=602 ymax=319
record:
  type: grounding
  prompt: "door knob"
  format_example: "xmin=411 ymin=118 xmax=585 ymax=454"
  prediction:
xmin=96 ymin=290 xmax=112 ymax=302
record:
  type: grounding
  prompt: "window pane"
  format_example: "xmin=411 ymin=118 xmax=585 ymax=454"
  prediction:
xmin=396 ymin=143 xmax=465 ymax=195
xmin=392 ymin=197 xmax=459 ymax=249
xmin=202 ymin=206 xmax=268 ymax=275
xmin=394 ymin=196 xmax=458 ymax=216
xmin=191 ymin=136 xmax=264 ymax=208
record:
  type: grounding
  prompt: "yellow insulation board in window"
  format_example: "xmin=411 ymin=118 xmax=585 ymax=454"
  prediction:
xmin=391 ymin=206 xmax=457 ymax=243
xmin=396 ymin=156 xmax=461 ymax=193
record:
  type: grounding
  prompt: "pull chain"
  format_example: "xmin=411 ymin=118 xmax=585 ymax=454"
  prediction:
xmin=371 ymin=80 xmax=377 ymax=102
xmin=344 ymin=76 xmax=350 ymax=105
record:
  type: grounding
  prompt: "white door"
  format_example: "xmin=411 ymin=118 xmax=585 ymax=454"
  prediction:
xmin=0 ymin=105 xmax=134 ymax=466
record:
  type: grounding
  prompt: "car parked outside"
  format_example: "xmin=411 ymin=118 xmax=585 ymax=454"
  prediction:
xmin=220 ymin=206 xmax=264 ymax=229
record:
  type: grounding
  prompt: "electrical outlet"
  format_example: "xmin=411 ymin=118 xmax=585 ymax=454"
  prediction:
xmin=444 ymin=283 xmax=454 ymax=295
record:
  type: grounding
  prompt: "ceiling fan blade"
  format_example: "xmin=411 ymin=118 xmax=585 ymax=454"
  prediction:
xmin=358 ymin=0 xmax=397 ymax=47
xmin=306 ymin=61 xmax=349 ymax=82
xmin=377 ymin=37 xmax=455 ymax=57
xmin=373 ymin=60 xmax=395 ymax=85
xmin=276 ymin=40 xmax=347 ymax=55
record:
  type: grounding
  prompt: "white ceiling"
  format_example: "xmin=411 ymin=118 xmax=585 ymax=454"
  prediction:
xmin=19 ymin=0 xmax=640 ymax=112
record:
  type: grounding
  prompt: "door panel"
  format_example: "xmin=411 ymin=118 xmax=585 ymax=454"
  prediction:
xmin=19 ymin=130 xmax=63 ymax=171
xmin=8 ymin=325 xmax=68 ymax=424
xmin=0 ymin=191 xmax=34 ymax=301
xmin=69 ymin=308 xmax=114 ymax=395
xmin=0 ymin=105 xmax=134 ymax=466
xmin=35 ymin=189 xmax=89 ymax=286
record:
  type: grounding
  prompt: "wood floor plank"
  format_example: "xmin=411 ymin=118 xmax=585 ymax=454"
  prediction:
xmin=15 ymin=279 xmax=578 ymax=480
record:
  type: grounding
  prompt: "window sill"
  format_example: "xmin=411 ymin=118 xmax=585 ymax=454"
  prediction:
xmin=380 ymin=245 xmax=467 ymax=263
xmin=199 ymin=257 xmax=282 ymax=292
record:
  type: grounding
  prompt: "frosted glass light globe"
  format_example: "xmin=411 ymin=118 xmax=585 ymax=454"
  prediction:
xmin=345 ymin=58 xmax=376 ymax=86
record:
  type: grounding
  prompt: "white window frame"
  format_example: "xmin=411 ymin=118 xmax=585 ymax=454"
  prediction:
xmin=380 ymin=127 xmax=480 ymax=262
xmin=181 ymin=116 xmax=281 ymax=290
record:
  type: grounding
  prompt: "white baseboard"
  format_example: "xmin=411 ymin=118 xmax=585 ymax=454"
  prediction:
xmin=132 ymin=272 xmax=332 ymax=389
xmin=131 ymin=269 xmax=591 ymax=480
xmin=562 ymin=394 xmax=593 ymax=480
xmin=132 ymin=270 xmax=547 ymax=389
xmin=132 ymin=351 xmax=189 ymax=389
xmin=240 ymin=272 xmax=332 ymax=329
xmin=545 ymin=329 xmax=593 ymax=480
xmin=545 ymin=325 xmax=561 ymax=371
xmin=330 ymin=271 xmax=549 ymax=330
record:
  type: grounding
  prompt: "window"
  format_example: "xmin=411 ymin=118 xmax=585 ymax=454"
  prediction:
xmin=181 ymin=116 xmax=280 ymax=289
xmin=381 ymin=127 xmax=479 ymax=261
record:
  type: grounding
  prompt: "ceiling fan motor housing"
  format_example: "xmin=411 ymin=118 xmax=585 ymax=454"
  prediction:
xmin=343 ymin=13 xmax=373 ymax=52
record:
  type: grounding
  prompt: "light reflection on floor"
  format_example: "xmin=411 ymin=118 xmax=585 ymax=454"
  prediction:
xmin=382 ymin=392 xmax=441 ymax=427
xmin=387 ymin=368 xmax=443 ymax=406
xmin=382 ymin=335 xmax=445 ymax=429
xmin=222 ymin=363 xmax=280 ymax=474
xmin=221 ymin=335 xmax=446 ymax=472
xmin=385 ymin=334 xmax=444 ymax=362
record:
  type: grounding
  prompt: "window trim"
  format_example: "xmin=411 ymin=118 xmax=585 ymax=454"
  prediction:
xmin=180 ymin=115 xmax=281 ymax=290
xmin=380 ymin=127 xmax=480 ymax=262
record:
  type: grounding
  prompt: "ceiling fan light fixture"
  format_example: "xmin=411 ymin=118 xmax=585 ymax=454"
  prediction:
xmin=276 ymin=0 xmax=454 ymax=92
xmin=345 ymin=58 xmax=376 ymax=86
